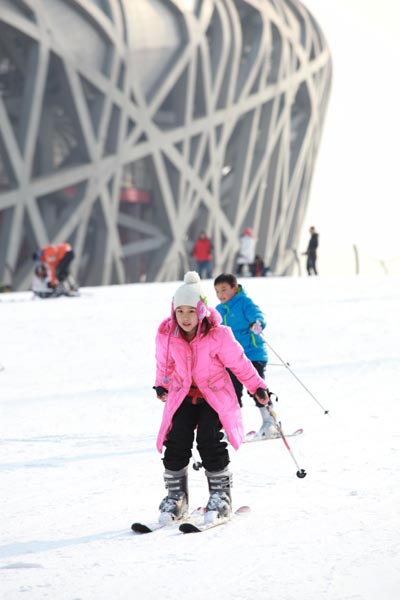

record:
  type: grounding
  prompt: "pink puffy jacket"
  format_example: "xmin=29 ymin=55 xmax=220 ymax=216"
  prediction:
xmin=155 ymin=307 xmax=266 ymax=452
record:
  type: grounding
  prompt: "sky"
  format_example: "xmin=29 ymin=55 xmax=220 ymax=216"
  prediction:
xmin=299 ymin=0 xmax=400 ymax=275
xmin=1 ymin=273 xmax=400 ymax=599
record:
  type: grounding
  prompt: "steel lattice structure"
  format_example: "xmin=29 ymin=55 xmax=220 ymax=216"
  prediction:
xmin=0 ymin=0 xmax=331 ymax=290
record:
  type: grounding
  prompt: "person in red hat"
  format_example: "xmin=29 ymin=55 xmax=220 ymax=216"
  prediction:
xmin=236 ymin=227 xmax=256 ymax=275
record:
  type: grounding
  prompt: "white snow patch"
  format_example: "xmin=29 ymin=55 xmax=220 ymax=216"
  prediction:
xmin=1 ymin=275 xmax=400 ymax=599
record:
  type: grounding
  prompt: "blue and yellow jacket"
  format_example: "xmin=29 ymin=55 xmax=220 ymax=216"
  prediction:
xmin=215 ymin=285 xmax=268 ymax=362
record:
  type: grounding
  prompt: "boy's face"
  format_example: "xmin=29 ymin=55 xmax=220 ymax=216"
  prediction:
xmin=214 ymin=282 xmax=238 ymax=303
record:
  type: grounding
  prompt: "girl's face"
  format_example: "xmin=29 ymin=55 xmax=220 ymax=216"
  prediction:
xmin=214 ymin=282 xmax=237 ymax=303
xmin=175 ymin=306 xmax=199 ymax=337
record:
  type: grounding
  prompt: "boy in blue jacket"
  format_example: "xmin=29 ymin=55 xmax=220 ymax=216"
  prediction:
xmin=214 ymin=273 xmax=276 ymax=439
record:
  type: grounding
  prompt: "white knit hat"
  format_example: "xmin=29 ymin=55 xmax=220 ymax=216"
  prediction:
xmin=173 ymin=271 xmax=207 ymax=311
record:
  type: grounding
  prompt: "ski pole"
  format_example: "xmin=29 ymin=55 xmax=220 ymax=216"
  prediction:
xmin=266 ymin=340 xmax=329 ymax=415
xmin=267 ymin=400 xmax=306 ymax=479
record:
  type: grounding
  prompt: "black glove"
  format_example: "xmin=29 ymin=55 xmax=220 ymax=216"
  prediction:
xmin=47 ymin=282 xmax=55 ymax=289
xmin=254 ymin=388 xmax=273 ymax=406
xmin=153 ymin=385 xmax=168 ymax=399
xmin=255 ymin=387 xmax=268 ymax=401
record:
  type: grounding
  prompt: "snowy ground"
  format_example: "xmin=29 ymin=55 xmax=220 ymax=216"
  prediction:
xmin=1 ymin=275 xmax=399 ymax=600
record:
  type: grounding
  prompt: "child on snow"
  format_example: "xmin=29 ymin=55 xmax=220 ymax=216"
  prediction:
xmin=214 ymin=273 xmax=277 ymax=440
xmin=154 ymin=271 xmax=269 ymax=525
xmin=32 ymin=243 xmax=77 ymax=294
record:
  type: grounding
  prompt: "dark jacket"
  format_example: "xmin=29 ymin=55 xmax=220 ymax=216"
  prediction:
xmin=307 ymin=233 xmax=319 ymax=257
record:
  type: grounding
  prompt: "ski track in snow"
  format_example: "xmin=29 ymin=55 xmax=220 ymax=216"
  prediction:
xmin=1 ymin=275 xmax=400 ymax=599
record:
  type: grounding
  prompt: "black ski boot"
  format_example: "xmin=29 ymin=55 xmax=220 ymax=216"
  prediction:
xmin=205 ymin=468 xmax=232 ymax=524
xmin=159 ymin=467 xmax=188 ymax=524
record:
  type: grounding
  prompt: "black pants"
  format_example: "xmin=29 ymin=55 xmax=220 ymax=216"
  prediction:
xmin=227 ymin=361 xmax=266 ymax=407
xmin=56 ymin=250 xmax=74 ymax=282
xmin=163 ymin=398 xmax=229 ymax=473
xmin=237 ymin=263 xmax=252 ymax=275
xmin=306 ymin=253 xmax=317 ymax=275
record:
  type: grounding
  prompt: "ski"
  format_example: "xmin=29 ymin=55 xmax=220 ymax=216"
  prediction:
xmin=179 ymin=505 xmax=250 ymax=534
xmin=131 ymin=507 xmax=204 ymax=535
xmin=245 ymin=427 xmax=303 ymax=443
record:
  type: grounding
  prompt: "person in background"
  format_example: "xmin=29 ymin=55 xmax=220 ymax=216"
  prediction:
xmin=153 ymin=271 xmax=269 ymax=525
xmin=191 ymin=230 xmax=213 ymax=278
xmin=252 ymin=255 xmax=268 ymax=277
xmin=32 ymin=242 xmax=75 ymax=292
xmin=214 ymin=273 xmax=277 ymax=439
xmin=303 ymin=226 xmax=319 ymax=275
xmin=236 ymin=227 xmax=256 ymax=275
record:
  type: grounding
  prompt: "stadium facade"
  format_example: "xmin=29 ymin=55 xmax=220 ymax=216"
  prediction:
xmin=0 ymin=0 xmax=332 ymax=290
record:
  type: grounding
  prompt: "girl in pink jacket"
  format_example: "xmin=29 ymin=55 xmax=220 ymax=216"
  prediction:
xmin=154 ymin=271 xmax=270 ymax=525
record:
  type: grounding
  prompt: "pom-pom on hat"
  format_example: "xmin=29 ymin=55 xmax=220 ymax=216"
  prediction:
xmin=173 ymin=271 xmax=208 ymax=318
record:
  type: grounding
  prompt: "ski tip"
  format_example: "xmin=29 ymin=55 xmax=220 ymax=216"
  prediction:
xmin=235 ymin=505 xmax=251 ymax=515
xmin=246 ymin=428 xmax=303 ymax=442
xmin=131 ymin=522 xmax=152 ymax=534
xmin=179 ymin=522 xmax=201 ymax=534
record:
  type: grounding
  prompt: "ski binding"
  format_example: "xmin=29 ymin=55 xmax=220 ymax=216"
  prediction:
xmin=245 ymin=427 xmax=303 ymax=443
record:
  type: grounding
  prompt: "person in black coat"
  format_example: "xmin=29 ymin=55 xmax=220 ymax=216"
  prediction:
xmin=304 ymin=226 xmax=319 ymax=275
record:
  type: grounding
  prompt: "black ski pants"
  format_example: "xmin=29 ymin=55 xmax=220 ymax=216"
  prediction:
xmin=227 ymin=360 xmax=266 ymax=407
xmin=163 ymin=397 xmax=229 ymax=473
xmin=56 ymin=250 xmax=74 ymax=282
xmin=306 ymin=252 xmax=317 ymax=275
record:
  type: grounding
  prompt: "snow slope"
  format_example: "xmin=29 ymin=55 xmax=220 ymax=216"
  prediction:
xmin=1 ymin=275 xmax=400 ymax=599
